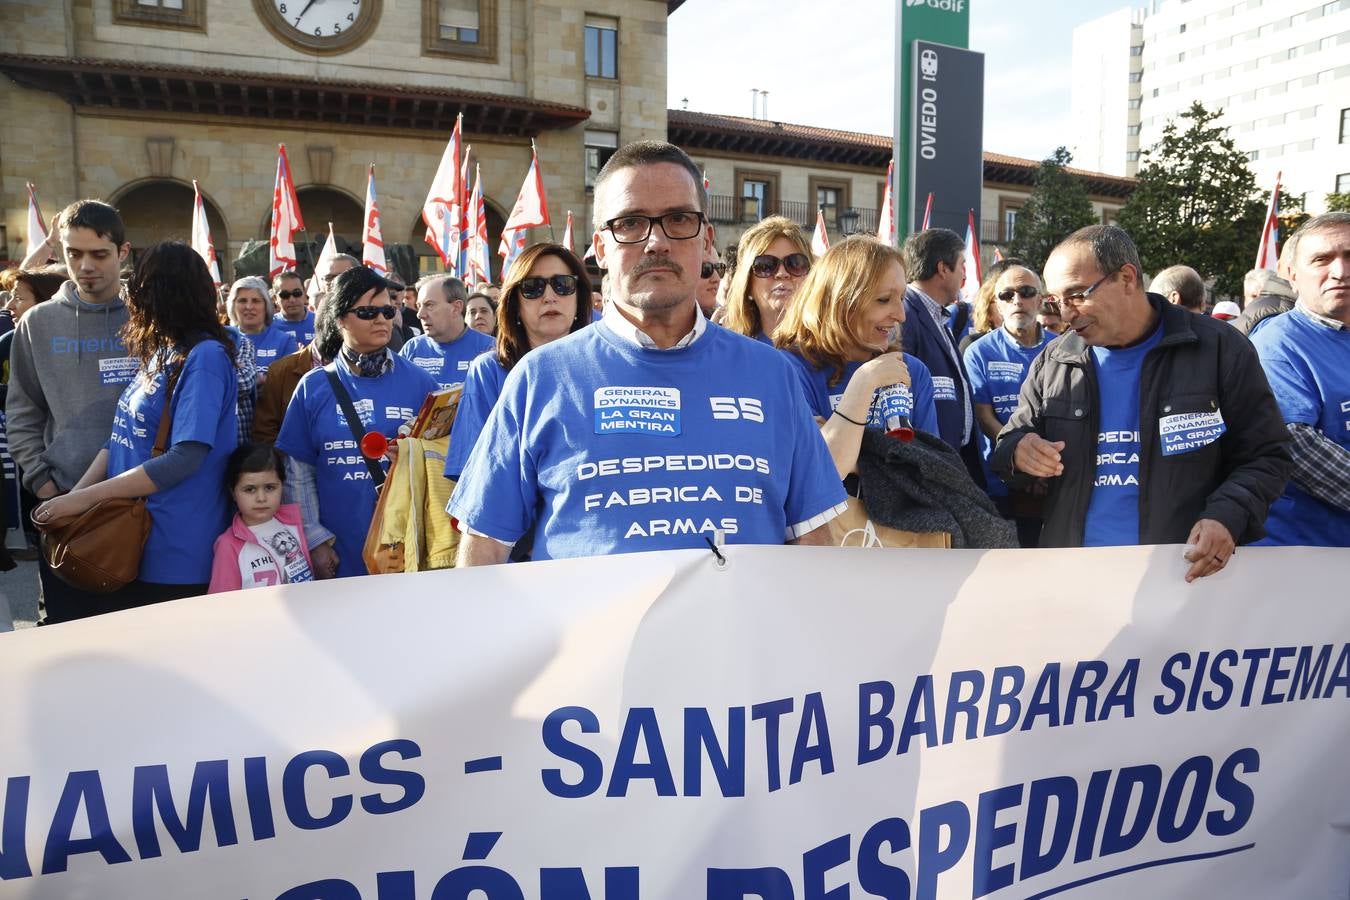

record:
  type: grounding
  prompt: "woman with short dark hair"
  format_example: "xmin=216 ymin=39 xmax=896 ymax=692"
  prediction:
xmin=276 ymin=266 xmax=438 ymax=579
xmin=33 ymin=242 xmax=239 ymax=619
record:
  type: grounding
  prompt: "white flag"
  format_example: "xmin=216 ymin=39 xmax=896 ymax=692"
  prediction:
xmin=191 ymin=180 xmax=222 ymax=286
xmin=308 ymin=223 xmax=338 ymax=306
xmin=361 ymin=165 xmax=387 ymax=274
xmin=811 ymin=208 xmax=830 ymax=258
xmin=25 ymin=183 xmax=48 ymax=260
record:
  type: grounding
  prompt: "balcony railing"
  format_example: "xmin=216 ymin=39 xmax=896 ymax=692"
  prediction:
xmin=707 ymin=193 xmax=880 ymax=235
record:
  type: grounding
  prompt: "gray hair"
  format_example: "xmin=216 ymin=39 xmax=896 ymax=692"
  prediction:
xmin=1054 ymin=225 xmax=1144 ymax=286
xmin=1243 ymin=268 xmax=1295 ymax=301
xmin=1150 ymin=265 xmax=1206 ymax=311
xmin=591 ymin=140 xmax=708 ymax=231
xmin=227 ymin=275 xmax=273 ymax=326
xmin=1286 ymin=211 xmax=1350 ymax=265
xmin=415 ymin=274 xmax=467 ymax=304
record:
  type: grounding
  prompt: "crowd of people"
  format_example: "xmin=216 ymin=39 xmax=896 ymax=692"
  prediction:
xmin=0 ymin=138 xmax=1345 ymax=628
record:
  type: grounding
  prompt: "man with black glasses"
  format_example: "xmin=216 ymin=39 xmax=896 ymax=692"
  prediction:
xmin=991 ymin=225 xmax=1291 ymax=581
xmin=450 ymin=141 xmax=845 ymax=564
xmin=272 ymin=270 xmax=315 ymax=346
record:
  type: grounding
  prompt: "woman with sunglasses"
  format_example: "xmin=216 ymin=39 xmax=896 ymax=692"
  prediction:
xmin=722 ymin=216 xmax=813 ymax=343
xmin=775 ymin=236 xmax=939 ymax=480
xmin=962 ymin=263 xmax=1057 ymax=545
xmin=276 ymin=266 xmax=438 ymax=579
xmin=443 ymin=244 xmax=592 ymax=484
xmin=33 ymin=242 xmax=239 ymax=618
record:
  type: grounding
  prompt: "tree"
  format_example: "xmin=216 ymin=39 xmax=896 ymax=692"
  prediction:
xmin=1115 ymin=102 xmax=1267 ymax=296
xmin=1327 ymin=193 xmax=1350 ymax=213
xmin=1006 ymin=146 xmax=1098 ymax=271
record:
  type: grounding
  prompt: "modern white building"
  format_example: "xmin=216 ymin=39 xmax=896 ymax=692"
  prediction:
xmin=1072 ymin=0 xmax=1350 ymax=211
xmin=1070 ymin=7 xmax=1146 ymax=177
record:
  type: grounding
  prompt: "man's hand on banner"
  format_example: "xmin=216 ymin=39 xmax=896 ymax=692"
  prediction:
xmin=1182 ymin=518 xmax=1236 ymax=583
xmin=311 ymin=541 xmax=340 ymax=579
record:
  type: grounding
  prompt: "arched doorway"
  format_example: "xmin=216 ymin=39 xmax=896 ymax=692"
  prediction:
xmin=111 ymin=178 xmax=230 ymax=280
xmin=294 ymin=186 xmax=364 ymax=248
xmin=408 ymin=198 xmax=508 ymax=284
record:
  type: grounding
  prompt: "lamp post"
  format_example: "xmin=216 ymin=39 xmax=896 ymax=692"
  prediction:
xmin=838 ymin=208 xmax=862 ymax=236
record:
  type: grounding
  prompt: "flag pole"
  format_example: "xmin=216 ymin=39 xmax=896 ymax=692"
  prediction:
xmin=534 ymin=140 xmax=557 ymax=242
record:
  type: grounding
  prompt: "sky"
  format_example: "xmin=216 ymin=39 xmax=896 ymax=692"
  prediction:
xmin=667 ymin=0 xmax=1135 ymax=166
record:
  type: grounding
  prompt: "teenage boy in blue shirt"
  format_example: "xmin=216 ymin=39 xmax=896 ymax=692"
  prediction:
xmin=450 ymin=141 xmax=846 ymax=564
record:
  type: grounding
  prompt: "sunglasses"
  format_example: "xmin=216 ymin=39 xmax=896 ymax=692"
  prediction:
xmin=701 ymin=261 xmax=727 ymax=279
xmin=519 ymin=274 xmax=579 ymax=299
xmin=275 ymin=289 xmax=305 ymax=300
xmin=347 ymin=305 xmax=399 ymax=321
xmin=750 ymin=253 xmax=811 ymax=279
xmin=997 ymin=285 xmax=1041 ymax=302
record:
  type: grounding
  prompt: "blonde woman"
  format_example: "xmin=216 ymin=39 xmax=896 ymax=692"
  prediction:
xmin=721 ymin=216 xmax=812 ymax=342
xmin=775 ymin=236 xmax=939 ymax=480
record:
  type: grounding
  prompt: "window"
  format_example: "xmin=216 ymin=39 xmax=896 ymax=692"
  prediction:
xmin=1126 ymin=150 xmax=1141 ymax=162
xmin=1003 ymin=206 xmax=1020 ymax=242
xmin=585 ymin=18 xmax=618 ymax=79
xmin=1130 ymin=44 xmax=1144 ymax=56
xmin=1247 ymin=150 xmax=1260 ymax=161
xmin=424 ymin=0 xmax=497 ymax=60
xmin=1127 ymin=124 xmax=1141 ymax=135
xmin=735 ymin=169 xmax=779 ymax=222
xmin=809 ymin=177 xmax=850 ymax=229
xmin=1129 ymin=72 xmax=1143 ymax=83
xmin=113 ymin=0 xmax=203 ymax=30
xmin=1341 ymin=108 xmax=1350 ymax=143
xmin=1336 ymin=173 xmax=1350 ymax=193
xmin=1128 ymin=98 xmax=1142 ymax=109
xmin=584 ymin=130 xmax=618 ymax=191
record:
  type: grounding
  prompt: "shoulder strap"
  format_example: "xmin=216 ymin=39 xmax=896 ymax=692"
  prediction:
xmin=151 ymin=356 xmax=184 ymax=458
xmin=324 ymin=363 xmax=387 ymax=488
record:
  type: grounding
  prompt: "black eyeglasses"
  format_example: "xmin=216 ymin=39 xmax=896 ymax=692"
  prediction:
xmin=701 ymin=261 xmax=727 ymax=279
xmin=275 ymin=289 xmax=305 ymax=300
xmin=603 ymin=211 xmax=705 ymax=244
xmin=997 ymin=284 xmax=1041 ymax=303
xmin=750 ymin=253 xmax=811 ymax=279
xmin=347 ymin=305 xmax=399 ymax=321
xmin=1047 ymin=266 xmax=1123 ymax=310
xmin=519 ymin=275 xmax=579 ymax=299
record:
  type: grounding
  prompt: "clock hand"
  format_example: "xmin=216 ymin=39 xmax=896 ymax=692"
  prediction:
xmin=293 ymin=0 xmax=319 ymax=24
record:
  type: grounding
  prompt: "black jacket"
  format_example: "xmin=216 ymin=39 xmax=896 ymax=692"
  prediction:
xmin=992 ymin=294 xmax=1292 ymax=547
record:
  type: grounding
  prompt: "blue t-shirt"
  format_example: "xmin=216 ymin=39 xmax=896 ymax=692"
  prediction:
xmin=449 ymin=320 xmax=847 ymax=560
xmin=1252 ymin=306 xmax=1350 ymax=547
xmin=1082 ymin=320 xmax=1165 ymax=546
xmin=229 ymin=323 xmax=300 ymax=372
xmin=780 ymin=350 xmax=940 ymax=438
xmin=107 ymin=340 xmax=239 ymax=584
xmin=399 ymin=328 xmax=495 ymax=390
xmin=964 ymin=326 xmax=1057 ymax=497
xmin=443 ymin=351 xmax=508 ymax=482
xmin=275 ymin=311 xmax=317 ymax=347
xmin=275 ymin=357 xmax=438 ymax=578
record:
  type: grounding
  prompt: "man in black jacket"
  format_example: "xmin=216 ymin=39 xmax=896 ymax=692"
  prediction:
xmin=992 ymin=225 xmax=1291 ymax=582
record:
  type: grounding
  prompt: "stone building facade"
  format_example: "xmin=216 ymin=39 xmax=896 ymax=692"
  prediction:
xmin=0 ymin=0 xmax=678 ymax=281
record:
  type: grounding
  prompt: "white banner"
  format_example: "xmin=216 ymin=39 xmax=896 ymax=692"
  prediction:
xmin=1 ymin=545 xmax=1348 ymax=899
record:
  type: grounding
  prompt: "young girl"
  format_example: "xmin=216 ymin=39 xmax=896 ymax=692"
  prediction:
xmin=209 ymin=444 xmax=314 ymax=593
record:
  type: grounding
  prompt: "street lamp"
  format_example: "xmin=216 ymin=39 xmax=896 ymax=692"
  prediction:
xmin=838 ymin=208 xmax=862 ymax=236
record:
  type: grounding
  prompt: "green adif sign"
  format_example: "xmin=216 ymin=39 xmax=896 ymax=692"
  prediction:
xmin=892 ymin=0 xmax=970 ymax=241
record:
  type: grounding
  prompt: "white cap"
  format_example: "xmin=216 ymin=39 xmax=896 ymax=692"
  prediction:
xmin=1212 ymin=300 xmax=1241 ymax=320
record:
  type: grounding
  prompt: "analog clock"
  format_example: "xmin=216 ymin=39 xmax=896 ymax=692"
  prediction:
xmin=253 ymin=0 xmax=382 ymax=54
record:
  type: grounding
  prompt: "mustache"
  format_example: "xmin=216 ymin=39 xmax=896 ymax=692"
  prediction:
xmin=631 ymin=257 xmax=684 ymax=279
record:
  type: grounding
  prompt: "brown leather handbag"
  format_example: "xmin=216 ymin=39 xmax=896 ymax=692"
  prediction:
xmin=34 ymin=362 xmax=181 ymax=594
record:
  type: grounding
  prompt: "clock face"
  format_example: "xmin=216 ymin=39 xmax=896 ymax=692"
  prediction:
xmin=254 ymin=0 xmax=381 ymax=54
